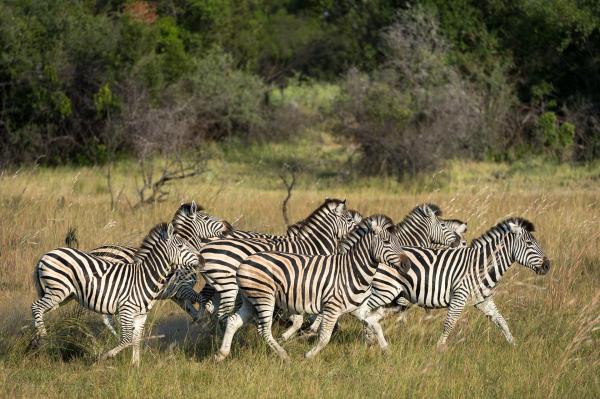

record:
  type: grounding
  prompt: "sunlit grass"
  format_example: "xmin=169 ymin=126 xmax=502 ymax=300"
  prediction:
xmin=0 ymin=160 xmax=598 ymax=398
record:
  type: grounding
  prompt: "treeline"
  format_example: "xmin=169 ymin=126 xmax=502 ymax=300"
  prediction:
xmin=1 ymin=1 xmax=599 ymax=175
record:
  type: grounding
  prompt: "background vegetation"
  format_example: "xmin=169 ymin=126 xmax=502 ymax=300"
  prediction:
xmin=1 ymin=0 xmax=599 ymax=176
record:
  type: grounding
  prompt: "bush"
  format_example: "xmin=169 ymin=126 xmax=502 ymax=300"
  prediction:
xmin=333 ymin=6 xmax=515 ymax=177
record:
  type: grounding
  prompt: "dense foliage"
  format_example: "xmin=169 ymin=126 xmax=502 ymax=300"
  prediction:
xmin=0 ymin=0 xmax=599 ymax=173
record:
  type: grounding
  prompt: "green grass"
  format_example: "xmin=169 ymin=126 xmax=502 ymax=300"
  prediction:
xmin=0 ymin=149 xmax=599 ymax=398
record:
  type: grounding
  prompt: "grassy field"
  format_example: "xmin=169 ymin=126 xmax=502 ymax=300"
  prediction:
xmin=0 ymin=156 xmax=599 ymax=398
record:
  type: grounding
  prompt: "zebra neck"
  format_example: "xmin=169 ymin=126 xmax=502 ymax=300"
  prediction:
xmin=173 ymin=221 xmax=202 ymax=249
xmin=290 ymin=215 xmax=337 ymax=252
xmin=395 ymin=218 xmax=429 ymax=246
xmin=342 ymin=235 xmax=379 ymax=285
xmin=136 ymin=252 xmax=174 ymax=300
xmin=477 ymin=235 xmax=515 ymax=290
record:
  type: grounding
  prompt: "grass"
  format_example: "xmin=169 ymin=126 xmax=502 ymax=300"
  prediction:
xmin=0 ymin=153 xmax=599 ymax=398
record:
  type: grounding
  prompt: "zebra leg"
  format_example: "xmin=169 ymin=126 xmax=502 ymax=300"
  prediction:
xmin=216 ymin=288 xmax=239 ymax=322
xmin=352 ymin=305 xmax=389 ymax=352
xmin=280 ymin=314 xmax=304 ymax=342
xmin=394 ymin=297 xmax=412 ymax=324
xmin=102 ymin=315 xmax=118 ymax=337
xmin=257 ymin=311 xmax=290 ymax=362
xmin=31 ymin=290 xmax=71 ymax=340
xmin=436 ymin=289 xmax=468 ymax=351
xmin=305 ymin=309 xmax=340 ymax=360
xmin=362 ymin=308 xmax=384 ymax=345
xmin=199 ymin=285 xmax=217 ymax=315
xmin=131 ymin=313 xmax=148 ymax=367
xmin=305 ymin=314 xmax=322 ymax=335
xmin=475 ymin=298 xmax=515 ymax=345
xmin=99 ymin=310 xmax=134 ymax=362
xmin=215 ymin=299 xmax=254 ymax=362
xmin=248 ymin=294 xmax=289 ymax=361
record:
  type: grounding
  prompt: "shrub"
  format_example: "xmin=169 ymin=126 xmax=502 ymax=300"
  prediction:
xmin=333 ymin=6 xmax=514 ymax=177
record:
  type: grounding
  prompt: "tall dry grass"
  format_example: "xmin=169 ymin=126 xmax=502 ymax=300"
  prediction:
xmin=0 ymin=164 xmax=598 ymax=398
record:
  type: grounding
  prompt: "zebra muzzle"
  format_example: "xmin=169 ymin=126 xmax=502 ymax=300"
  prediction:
xmin=537 ymin=257 xmax=550 ymax=275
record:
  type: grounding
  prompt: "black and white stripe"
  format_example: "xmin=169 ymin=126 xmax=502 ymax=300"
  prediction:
xmin=89 ymin=202 xmax=232 ymax=332
xmin=366 ymin=217 xmax=550 ymax=348
xmin=199 ymin=199 xmax=361 ymax=320
xmin=31 ymin=223 xmax=201 ymax=366
xmin=302 ymin=204 xmax=465 ymax=337
xmin=216 ymin=215 xmax=409 ymax=361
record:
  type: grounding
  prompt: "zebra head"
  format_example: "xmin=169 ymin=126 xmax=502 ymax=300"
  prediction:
xmin=505 ymin=218 xmax=550 ymax=275
xmin=368 ymin=215 xmax=411 ymax=273
xmin=414 ymin=204 xmax=461 ymax=248
xmin=134 ymin=223 xmax=201 ymax=270
xmin=441 ymin=218 xmax=468 ymax=247
xmin=172 ymin=201 xmax=233 ymax=249
xmin=300 ymin=198 xmax=360 ymax=240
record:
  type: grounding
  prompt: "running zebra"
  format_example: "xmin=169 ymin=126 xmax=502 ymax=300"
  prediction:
xmin=215 ymin=215 xmax=409 ymax=361
xmin=366 ymin=217 xmax=550 ymax=349
xmin=296 ymin=203 xmax=464 ymax=339
xmin=89 ymin=202 xmax=232 ymax=333
xmin=199 ymin=199 xmax=362 ymax=321
xmin=31 ymin=223 xmax=200 ymax=366
xmin=358 ymin=214 xmax=469 ymax=331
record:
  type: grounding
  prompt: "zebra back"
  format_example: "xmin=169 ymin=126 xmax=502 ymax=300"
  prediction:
xmin=387 ymin=217 xmax=549 ymax=308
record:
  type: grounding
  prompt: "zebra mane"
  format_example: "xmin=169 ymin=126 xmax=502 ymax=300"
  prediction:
xmin=423 ymin=203 xmax=442 ymax=216
xmin=471 ymin=217 xmax=535 ymax=246
xmin=134 ymin=223 xmax=169 ymax=263
xmin=396 ymin=203 xmax=442 ymax=228
xmin=337 ymin=214 xmax=395 ymax=252
xmin=176 ymin=202 xmax=206 ymax=217
xmin=287 ymin=221 xmax=305 ymax=235
xmin=294 ymin=198 xmax=346 ymax=227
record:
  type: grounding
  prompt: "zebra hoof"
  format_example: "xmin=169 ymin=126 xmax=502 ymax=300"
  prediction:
xmin=27 ymin=337 xmax=41 ymax=351
xmin=214 ymin=352 xmax=228 ymax=362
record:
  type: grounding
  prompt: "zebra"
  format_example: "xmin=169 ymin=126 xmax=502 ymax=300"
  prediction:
xmin=31 ymin=223 xmax=201 ymax=366
xmin=297 ymin=203 xmax=464 ymax=339
xmin=215 ymin=214 xmax=410 ymax=361
xmin=362 ymin=215 xmax=468 ymax=331
xmin=198 ymin=199 xmax=362 ymax=322
xmin=366 ymin=217 xmax=550 ymax=349
xmin=88 ymin=202 xmax=232 ymax=334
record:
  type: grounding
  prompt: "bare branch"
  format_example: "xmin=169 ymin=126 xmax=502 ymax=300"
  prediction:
xmin=279 ymin=170 xmax=296 ymax=227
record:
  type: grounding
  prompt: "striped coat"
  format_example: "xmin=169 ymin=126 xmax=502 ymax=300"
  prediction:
xmin=367 ymin=218 xmax=550 ymax=348
xmin=216 ymin=215 xmax=409 ymax=361
xmin=31 ymin=223 xmax=200 ymax=366
xmin=199 ymin=199 xmax=362 ymax=320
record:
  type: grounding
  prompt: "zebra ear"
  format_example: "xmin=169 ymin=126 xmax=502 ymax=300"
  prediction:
xmin=335 ymin=201 xmax=346 ymax=214
xmin=425 ymin=205 xmax=436 ymax=218
xmin=455 ymin=223 xmax=467 ymax=235
xmin=167 ymin=223 xmax=175 ymax=240
xmin=508 ymin=222 xmax=523 ymax=235
xmin=190 ymin=200 xmax=198 ymax=216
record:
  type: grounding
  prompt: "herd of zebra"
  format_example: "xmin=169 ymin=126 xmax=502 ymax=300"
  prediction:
xmin=30 ymin=198 xmax=550 ymax=366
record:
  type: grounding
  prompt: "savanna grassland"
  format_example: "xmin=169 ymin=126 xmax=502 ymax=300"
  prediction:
xmin=0 ymin=156 xmax=599 ymax=398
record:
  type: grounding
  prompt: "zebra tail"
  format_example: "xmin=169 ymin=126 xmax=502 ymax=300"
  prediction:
xmin=32 ymin=264 xmax=44 ymax=298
